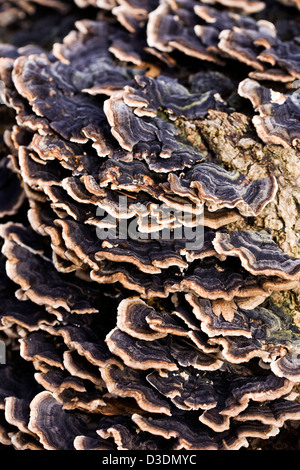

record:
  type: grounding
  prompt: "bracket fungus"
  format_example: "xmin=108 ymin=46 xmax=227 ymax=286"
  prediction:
xmin=238 ymin=78 xmax=300 ymax=147
xmin=0 ymin=0 xmax=300 ymax=452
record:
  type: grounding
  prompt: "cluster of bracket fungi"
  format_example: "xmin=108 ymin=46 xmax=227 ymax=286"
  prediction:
xmin=1 ymin=0 xmax=300 ymax=451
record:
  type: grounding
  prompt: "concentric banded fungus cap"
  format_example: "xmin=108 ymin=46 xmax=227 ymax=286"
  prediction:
xmin=171 ymin=163 xmax=277 ymax=217
xmin=146 ymin=368 xmax=219 ymax=410
xmin=28 ymin=391 xmax=99 ymax=450
xmin=257 ymin=39 xmax=300 ymax=80
xmin=116 ymin=297 xmax=168 ymax=340
xmin=146 ymin=0 xmax=223 ymax=64
xmin=95 ymin=416 xmax=166 ymax=450
xmin=19 ymin=331 xmax=65 ymax=371
xmin=218 ymin=20 xmax=277 ymax=71
xmin=106 ymin=327 xmax=179 ymax=370
xmin=123 ymin=74 xmax=228 ymax=119
xmin=11 ymin=52 xmax=111 ymax=150
xmin=132 ymin=413 xmax=219 ymax=450
xmin=193 ymin=4 xmax=262 ymax=60
xmin=47 ymin=324 xmax=119 ymax=369
xmin=100 ymin=362 xmax=172 ymax=415
xmin=185 ymin=294 xmax=300 ymax=380
xmin=238 ymin=78 xmax=300 ymax=148
xmin=52 ymin=19 xmax=139 ymax=96
xmin=200 ymin=0 xmax=266 ymax=13
xmin=0 ymin=226 xmax=99 ymax=313
xmin=132 ymin=412 xmax=283 ymax=450
xmin=213 ymin=230 xmax=300 ymax=280
xmin=235 ymin=399 xmax=300 ymax=426
xmin=103 ymin=89 xmax=207 ymax=172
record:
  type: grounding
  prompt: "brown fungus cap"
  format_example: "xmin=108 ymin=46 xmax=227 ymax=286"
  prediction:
xmin=238 ymin=78 xmax=300 ymax=148
xmin=103 ymin=90 xmax=207 ymax=172
xmin=100 ymin=362 xmax=172 ymax=415
xmin=257 ymin=39 xmax=300 ymax=80
xmin=96 ymin=416 xmax=163 ymax=450
xmin=52 ymin=19 xmax=139 ymax=96
xmin=146 ymin=0 xmax=223 ymax=64
xmin=28 ymin=391 xmax=98 ymax=450
xmin=169 ymin=162 xmax=277 ymax=217
xmin=146 ymin=368 xmax=219 ymax=411
xmin=218 ymin=20 xmax=277 ymax=71
xmin=132 ymin=413 xmax=219 ymax=450
xmin=213 ymin=230 xmax=300 ymax=280
xmin=116 ymin=297 xmax=168 ymax=340
xmin=235 ymin=399 xmax=300 ymax=426
xmin=0 ymin=227 xmax=99 ymax=314
xmin=19 ymin=331 xmax=65 ymax=371
xmin=186 ymin=293 xmax=300 ymax=381
xmin=12 ymin=53 xmax=111 ymax=150
xmin=106 ymin=327 xmax=179 ymax=371
xmin=200 ymin=0 xmax=266 ymax=13
xmin=123 ymin=74 xmax=228 ymax=119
